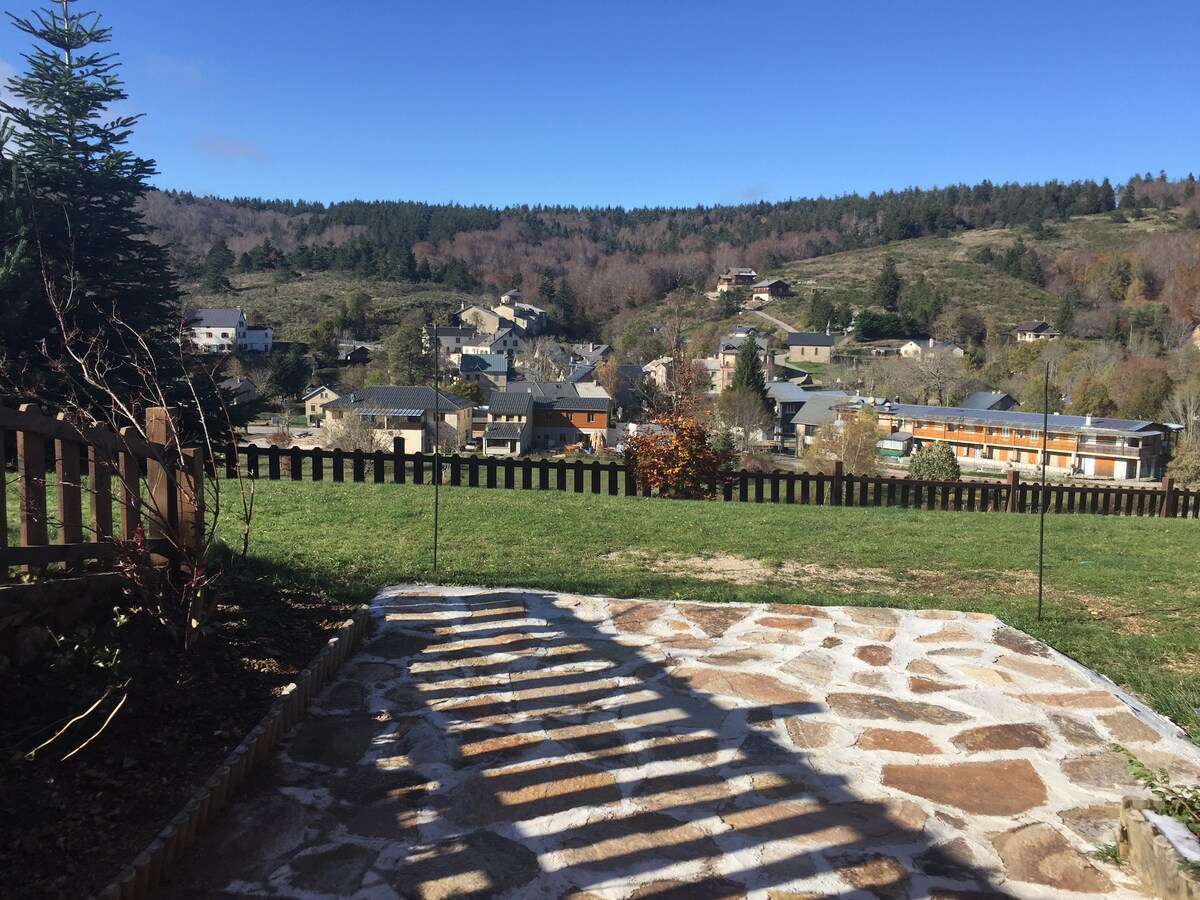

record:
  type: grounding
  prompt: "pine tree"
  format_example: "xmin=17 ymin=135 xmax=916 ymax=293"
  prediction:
xmin=727 ymin=334 xmax=771 ymax=415
xmin=871 ymin=256 xmax=903 ymax=311
xmin=201 ymin=239 xmax=235 ymax=291
xmin=0 ymin=1 xmax=181 ymax=404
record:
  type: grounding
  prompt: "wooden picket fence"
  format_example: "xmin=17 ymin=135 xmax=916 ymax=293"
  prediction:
xmin=223 ymin=440 xmax=1200 ymax=518
xmin=1 ymin=403 xmax=205 ymax=580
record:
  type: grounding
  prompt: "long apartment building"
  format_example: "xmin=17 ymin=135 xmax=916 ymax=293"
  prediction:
xmin=839 ymin=401 xmax=1179 ymax=481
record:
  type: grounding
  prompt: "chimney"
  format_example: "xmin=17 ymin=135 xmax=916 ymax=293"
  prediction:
xmin=928 ymin=337 xmax=934 ymax=348
xmin=1085 ymin=414 xmax=1092 ymax=426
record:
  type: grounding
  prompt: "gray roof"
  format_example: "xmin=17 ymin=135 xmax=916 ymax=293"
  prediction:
xmin=496 ymin=381 xmax=611 ymax=412
xmin=483 ymin=422 xmax=524 ymax=440
xmin=186 ymin=307 xmax=244 ymax=328
xmin=851 ymin=401 xmax=1176 ymax=436
xmin=752 ymin=278 xmax=791 ymax=289
xmin=960 ymin=391 xmax=1016 ymax=410
xmin=567 ymin=364 xmax=595 ymax=383
xmin=766 ymin=382 xmax=814 ymax=403
xmin=719 ymin=333 xmax=770 ymax=353
xmin=787 ymin=332 xmax=835 ymax=347
xmin=789 ymin=392 xmax=850 ymax=427
xmin=460 ymin=353 xmax=507 ymax=374
xmin=487 ymin=391 xmax=533 ymax=416
xmin=424 ymin=326 xmax=478 ymax=339
xmin=323 ymin=385 xmax=473 ymax=414
xmin=723 ymin=267 xmax=757 ymax=276
xmin=1016 ymin=320 xmax=1060 ymax=334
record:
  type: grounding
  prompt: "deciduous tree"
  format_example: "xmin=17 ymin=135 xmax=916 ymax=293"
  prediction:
xmin=627 ymin=414 xmax=733 ymax=499
xmin=804 ymin=409 xmax=880 ymax=476
xmin=909 ymin=441 xmax=961 ymax=481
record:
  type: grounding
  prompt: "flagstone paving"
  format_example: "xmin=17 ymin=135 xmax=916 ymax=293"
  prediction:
xmin=165 ymin=585 xmax=1200 ymax=899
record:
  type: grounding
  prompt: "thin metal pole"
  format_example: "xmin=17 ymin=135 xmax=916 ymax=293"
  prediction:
xmin=1037 ymin=362 xmax=1048 ymax=622
xmin=433 ymin=324 xmax=440 ymax=575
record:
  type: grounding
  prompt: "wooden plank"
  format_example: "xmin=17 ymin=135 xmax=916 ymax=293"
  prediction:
xmin=504 ymin=459 xmax=515 ymax=489
xmin=331 ymin=448 xmax=344 ymax=482
xmin=55 ymin=424 xmax=85 ymax=574
xmin=392 ymin=438 xmax=405 ymax=483
xmin=555 ymin=460 xmax=567 ymax=492
xmin=522 ymin=458 xmax=534 ymax=490
xmin=17 ymin=405 xmax=49 ymax=575
xmin=144 ymin=409 xmax=180 ymax=564
xmin=352 ymin=449 xmax=367 ymax=483
xmin=373 ymin=449 xmax=386 ymax=483
xmin=608 ymin=463 xmax=619 ymax=496
xmin=267 ymin=445 xmax=281 ymax=481
xmin=573 ymin=460 xmax=584 ymax=493
xmin=179 ymin=448 xmax=205 ymax=562
xmin=591 ymin=462 xmax=601 ymax=495
xmin=0 ymin=405 xmax=159 ymax=458
xmin=0 ymin=538 xmax=172 ymax=567
xmin=311 ymin=448 xmax=324 ymax=481
xmin=485 ymin=457 xmax=497 ymax=489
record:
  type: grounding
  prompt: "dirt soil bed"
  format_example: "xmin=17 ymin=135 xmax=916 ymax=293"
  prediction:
xmin=0 ymin=580 xmax=353 ymax=899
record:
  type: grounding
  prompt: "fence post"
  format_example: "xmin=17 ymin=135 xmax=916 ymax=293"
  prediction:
xmin=393 ymin=437 xmax=405 ymax=484
xmin=1005 ymin=469 xmax=1019 ymax=513
xmin=16 ymin=403 xmax=48 ymax=575
xmin=145 ymin=407 xmax=185 ymax=567
xmin=832 ymin=461 xmax=844 ymax=507
xmin=1159 ymin=476 xmax=1175 ymax=518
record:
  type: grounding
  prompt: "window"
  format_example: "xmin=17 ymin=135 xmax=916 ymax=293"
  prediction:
xmin=1001 ymin=427 xmax=1010 ymax=437
xmin=587 ymin=412 xmax=596 ymax=423
xmin=221 ymin=331 xmax=229 ymax=338
xmin=206 ymin=331 xmax=213 ymax=338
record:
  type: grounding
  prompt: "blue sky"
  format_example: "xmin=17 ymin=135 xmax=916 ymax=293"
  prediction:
xmin=2 ymin=1 xmax=1198 ymax=208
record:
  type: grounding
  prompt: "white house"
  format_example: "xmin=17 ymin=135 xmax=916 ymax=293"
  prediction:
xmin=186 ymin=307 xmax=273 ymax=354
xmin=899 ymin=338 xmax=964 ymax=359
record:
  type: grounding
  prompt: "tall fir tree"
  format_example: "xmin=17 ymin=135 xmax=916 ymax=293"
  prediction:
xmin=727 ymin=334 xmax=771 ymax=415
xmin=870 ymin=256 xmax=903 ymax=311
xmin=0 ymin=1 xmax=181 ymax=408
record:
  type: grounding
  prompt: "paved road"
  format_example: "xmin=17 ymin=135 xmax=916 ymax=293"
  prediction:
xmin=750 ymin=308 xmax=800 ymax=333
xmin=165 ymin=585 xmax=1195 ymax=898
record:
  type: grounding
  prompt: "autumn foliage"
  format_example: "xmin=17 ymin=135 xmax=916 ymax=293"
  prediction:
xmin=626 ymin=414 xmax=733 ymax=499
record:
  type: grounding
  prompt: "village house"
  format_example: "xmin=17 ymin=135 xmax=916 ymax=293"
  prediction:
xmin=462 ymin=328 xmax=524 ymax=359
xmin=571 ymin=343 xmax=614 ymax=367
xmin=481 ymin=390 xmax=534 ymax=456
xmin=716 ymin=267 xmax=758 ymax=292
xmin=219 ymin=375 xmax=259 ymax=407
xmin=642 ymin=356 xmax=674 ymax=390
xmin=899 ymin=338 xmax=965 ymax=359
xmin=485 ymin=381 xmax=614 ymax=454
xmin=838 ymin=399 xmax=1179 ymax=481
xmin=301 ymin=385 xmax=341 ymax=426
xmin=455 ymin=303 xmax=508 ymax=335
xmin=459 ymin=353 xmax=509 ymax=392
xmin=422 ymin=326 xmax=479 ymax=364
xmin=1015 ymin=320 xmax=1062 ymax=342
xmin=494 ymin=290 xmax=548 ymax=335
xmin=751 ymin=278 xmax=792 ymax=303
xmin=321 ymin=386 xmax=473 ymax=453
xmin=185 ymin=307 xmax=273 ymax=354
xmin=786 ymin=331 xmax=835 ymax=364
xmin=715 ymin=330 xmax=775 ymax=392
xmin=960 ymin=391 xmax=1020 ymax=411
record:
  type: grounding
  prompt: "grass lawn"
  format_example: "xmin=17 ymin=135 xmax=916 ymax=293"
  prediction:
xmin=225 ymin=478 xmax=1200 ymax=741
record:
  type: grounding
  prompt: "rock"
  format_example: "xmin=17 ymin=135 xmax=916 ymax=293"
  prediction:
xmin=671 ymin=665 xmax=811 ymax=706
xmin=1099 ymin=710 xmax=1161 ymax=743
xmin=448 ymin=761 xmax=621 ymax=824
xmin=393 ymin=829 xmax=540 ymax=899
xmin=950 ymin=724 xmax=1049 ymax=753
xmin=757 ymin=616 xmax=817 ymax=631
xmin=829 ymin=853 xmax=909 ymax=899
xmin=990 ymin=822 xmax=1112 ymax=892
xmin=781 ymin=652 xmax=836 ymax=686
xmin=845 ymin=607 xmax=900 ymax=626
xmin=1061 ymin=751 xmax=1141 ymax=791
xmin=630 ymin=877 xmax=747 ymax=898
xmin=765 ymin=603 xmax=831 ymax=619
xmin=1048 ymin=713 xmax=1104 ymax=748
xmin=1016 ymin=690 xmax=1121 ymax=709
xmin=852 ymin=672 xmax=889 ymax=689
xmin=703 ymin=648 xmax=772 ymax=667
xmin=287 ymin=715 xmax=384 ymax=768
xmin=679 ymin=604 xmax=749 ymax=636
xmin=952 ymin=665 xmax=1014 ymax=687
xmin=350 ymin=662 xmax=398 ymax=683
xmin=855 ymin=645 xmax=892 ymax=666
xmin=319 ymin=681 xmax=367 ymax=713
xmin=916 ymin=625 xmax=977 ymax=643
xmin=820 ymin=636 xmax=842 ymax=649
xmin=857 ymin=729 xmax=940 ymax=755
xmin=737 ymin=630 xmax=810 ymax=646
xmin=784 ymin=718 xmax=836 ymax=749
xmin=285 ymin=843 xmax=376 ymax=893
xmin=826 ymin=693 xmax=969 ymax=725
xmin=720 ymin=798 xmax=925 ymax=847
xmin=995 ymin=654 xmax=1084 ymax=686
xmin=608 ymin=600 xmax=663 ymax=634
xmin=1057 ymin=803 xmax=1121 ymax=844
xmin=908 ymin=677 xmax=960 ymax=693
xmin=907 ymin=659 xmax=948 ymax=677
xmin=993 ymin=626 xmax=1051 ymax=657
xmin=561 ymin=811 xmax=720 ymax=868
xmin=362 ymin=630 xmax=433 ymax=660
xmin=914 ymin=838 xmax=978 ymax=880
xmin=631 ymin=770 xmax=735 ymax=812
xmin=882 ymin=760 xmax=1047 ymax=815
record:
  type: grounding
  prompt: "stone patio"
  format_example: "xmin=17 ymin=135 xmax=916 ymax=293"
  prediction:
xmin=164 ymin=585 xmax=1200 ymax=898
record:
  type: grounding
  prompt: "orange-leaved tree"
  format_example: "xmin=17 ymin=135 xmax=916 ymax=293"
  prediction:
xmin=626 ymin=413 xmax=733 ymax=499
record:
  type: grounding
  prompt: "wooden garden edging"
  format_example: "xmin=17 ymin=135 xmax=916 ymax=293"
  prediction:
xmin=224 ymin=440 xmax=1200 ymax=518
xmin=95 ymin=604 xmax=371 ymax=900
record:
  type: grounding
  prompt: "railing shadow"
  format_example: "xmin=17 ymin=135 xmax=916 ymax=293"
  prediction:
xmin=166 ymin=587 xmax=1019 ymax=898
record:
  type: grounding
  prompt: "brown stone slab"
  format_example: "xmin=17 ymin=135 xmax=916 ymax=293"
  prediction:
xmin=990 ymin=822 xmax=1112 ymax=892
xmin=883 ymin=759 xmax=1047 ymax=815
xmin=1099 ymin=710 xmax=1162 ymax=744
xmin=845 ymin=607 xmax=901 ymax=626
xmin=993 ymin=626 xmax=1051 ymax=657
xmin=757 ymin=615 xmax=817 ymax=631
xmin=1015 ymin=690 xmax=1122 ymax=709
xmin=854 ymin=645 xmax=892 ymax=666
xmin=916 ymin=625 xmax=978 ymax=643
xmin=908 ymin=676 xmax=961 ymax=693
xmin=671 ymin=665 xmax=811 ymax=706
xmin=995 ymin=653 xmax=1085 ymax=686
xmin=720 ymin=798 xmax=926 ymax=847
xmin=857 ymin=729 xmax=940 ymax=755
xmin=950 ymin=723 xmax=1049 ymax=753
xmin=679 ymin=604 xmax=750 ymax=637
xmin=784 ymin=717 xmax=837 ymax=749
xmin=826 ymin=692 xmax=969 ymax=725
